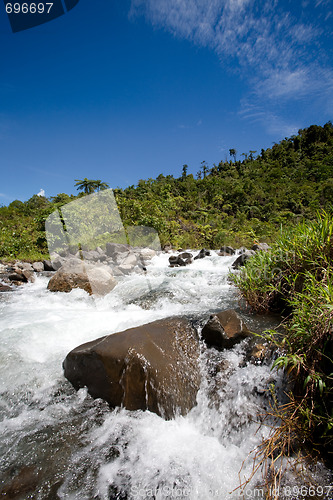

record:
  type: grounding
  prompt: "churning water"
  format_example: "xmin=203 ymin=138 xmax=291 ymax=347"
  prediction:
xmin=0 ymin=253 xmax=330 ymax=499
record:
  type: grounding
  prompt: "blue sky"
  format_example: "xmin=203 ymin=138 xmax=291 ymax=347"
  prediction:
xmin=0 ymin=0 xmax=332 ymax=204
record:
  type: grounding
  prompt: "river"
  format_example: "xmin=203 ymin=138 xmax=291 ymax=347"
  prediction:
xmin=0 ymin=252 xmax=331 ymax=499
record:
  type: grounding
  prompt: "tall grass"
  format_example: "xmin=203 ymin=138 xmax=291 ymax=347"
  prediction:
xmin=231 ymin=212 xmax=333 ymax=491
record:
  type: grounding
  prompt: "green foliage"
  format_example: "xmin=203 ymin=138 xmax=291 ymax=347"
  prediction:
xmin=231 ymin=211 xmax=333 ymax=453
xmin=74 ymin=178 xmax=109 ymax=194
xmin=0 ymin=123 xmax=332 ymax=260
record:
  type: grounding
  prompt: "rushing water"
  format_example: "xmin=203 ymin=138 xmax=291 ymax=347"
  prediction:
xmin=0 ymin=252 xmax=331 ymax=499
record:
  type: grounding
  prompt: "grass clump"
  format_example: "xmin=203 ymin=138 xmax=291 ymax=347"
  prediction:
xmin=231 ymin=211 xmax=333 ymax=491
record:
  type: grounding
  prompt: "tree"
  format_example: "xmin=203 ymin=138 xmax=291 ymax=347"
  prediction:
xmin=182 ymin=164 xmax=188 ymax=179
xmin=229 ymin=149 xmax=237 ymax=162
xmin=201 ymin=161 xmax=208 ymax=178
xmin=74 ymin=178 xmax=109 ymax=194
xmin=94 ymin=180 xmax=110 ymax=191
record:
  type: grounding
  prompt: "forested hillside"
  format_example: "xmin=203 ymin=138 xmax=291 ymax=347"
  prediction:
xmin=0 ymin=122 xmax=332 ymax=260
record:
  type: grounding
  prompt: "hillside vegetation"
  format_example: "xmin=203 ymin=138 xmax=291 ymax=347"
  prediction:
xmin=0 ymin=122 xmax=332 ymax=260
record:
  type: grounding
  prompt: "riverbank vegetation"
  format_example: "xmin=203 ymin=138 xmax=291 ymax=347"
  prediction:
xmin=232 ymin=211 xmax=333 ymax=494
xmin=0 ymin=122 xmax=332 ymax=260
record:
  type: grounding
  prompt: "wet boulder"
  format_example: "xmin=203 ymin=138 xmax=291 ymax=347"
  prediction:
xmin=232 ymin=250 xmax=255 ymax=269
xmin=168 ymin=252 xmax=193 ymax=267
xmin=194 ymin=248 xmax=210 ymax=260
xmin=201 ymin=309 xmax=252 ymax=349
xmin=218 ymin=246 xmax=235 ymax=256
xmin=63 ymin=317 xmax=201 ymax=420
xmin=252 ymin=242 xmax=271 ymax=252
xmin=7 ymin=268 xmax=35 ymax=284
xmin=47 ymin=259 xmax=116 ymax=295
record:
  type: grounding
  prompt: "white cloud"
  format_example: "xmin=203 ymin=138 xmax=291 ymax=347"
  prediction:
xmin=239 ymin=99 xmax=300 ymax=138
xmin=130 ymin=0 xmax=333 ymax=133
xmin=37 ymin=189 xmax=45 ymax=197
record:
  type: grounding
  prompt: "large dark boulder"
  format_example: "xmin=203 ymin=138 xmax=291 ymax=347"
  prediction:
xmin=63 ymin=317 xmax=201 ymax=419
xmin=201 ymin=309 xmax=252 ymax=349
xmin=47 ymin=259 xmax=116 ymax=295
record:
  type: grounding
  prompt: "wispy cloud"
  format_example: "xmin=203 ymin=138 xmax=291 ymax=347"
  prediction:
xmin=130 ymin=0 xmax=333 ymax=134
xmin=239 ymin=99 xmax=300 ymax=138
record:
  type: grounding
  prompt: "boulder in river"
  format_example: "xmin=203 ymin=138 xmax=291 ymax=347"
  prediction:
xmin=218 ymin=246 xmax=235 ymax=256
xmin=168 ymin=252 xmax=193 ymax=267
xmin=32 ymin=262 xmax=44 ymax=273
xmin=43 ymin=260 xmax=55 ymax=271
xmin=201 ymin=309 xmax=252 ymax=349
xmin=63 ymin=317 xmax=201 ymax=420
xmin=194 ymin=248 xmax=211 ymax=260
xmin=232 ymin=250 xmax=255 ymax=269
xmin=47 ymin=259 xmax=116 ymax=295
xmin=0 ymin=283 xmax=12 ymax=292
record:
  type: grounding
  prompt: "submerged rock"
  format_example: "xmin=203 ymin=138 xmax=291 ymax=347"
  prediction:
xmin=168 ymin=252 xmax=193 ymax=267
xmin=63 ymin=317 xmax=201 ymax=419
xmin=47 ymin=259 xmax=116 ymax=295
xmin=201 ymin=309 xmax=253 ymax=349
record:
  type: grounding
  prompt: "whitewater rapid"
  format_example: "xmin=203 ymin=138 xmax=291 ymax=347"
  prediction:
xmin=0 ymin=252 xmax=312 ymax=499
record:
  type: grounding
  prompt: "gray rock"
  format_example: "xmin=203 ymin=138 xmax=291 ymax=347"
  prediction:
xmin=194 ymin=248 xmax=211 ymax=260
xmin=105 ymin=242 xmax=129 ymax=258
xmin=52 ymin=256 xmax=66 ymax=271
xmin=252 ymin=242 xmax=271 ymax=252
xmin=232 ymin=250 xmax=255 ymax=269
xmin=16 ymin=262 xmax=34 ymax=272
xmin=43 ymin=260 xmax=55 ymax=271
xmin=218 ymin=246 xmax=235 ymax=256
xmin=32 ymin=262 xmax=44 ymax=272
xmin=136 ymin=248 xmax=156 ymax=260
xmin=119 ymin=253 xmax=138 ymax=267
xmin=47 ymin=260 xmax=117 ymax=295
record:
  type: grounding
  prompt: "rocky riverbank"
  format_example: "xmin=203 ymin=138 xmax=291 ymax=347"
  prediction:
xmin=0 ymin=241 xmax=270 ymax=294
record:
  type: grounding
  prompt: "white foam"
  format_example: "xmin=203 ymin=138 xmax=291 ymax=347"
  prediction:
xmin=0 ymin=254 xmax=281 ymax=498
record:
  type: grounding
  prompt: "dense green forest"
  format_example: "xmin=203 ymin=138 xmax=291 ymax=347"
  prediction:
xmin=0 ymin=122 xmax=332 ymax=260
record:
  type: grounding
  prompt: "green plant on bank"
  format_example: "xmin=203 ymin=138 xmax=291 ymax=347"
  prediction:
xmin=231 ymin=211 xmax=333 ymax=496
